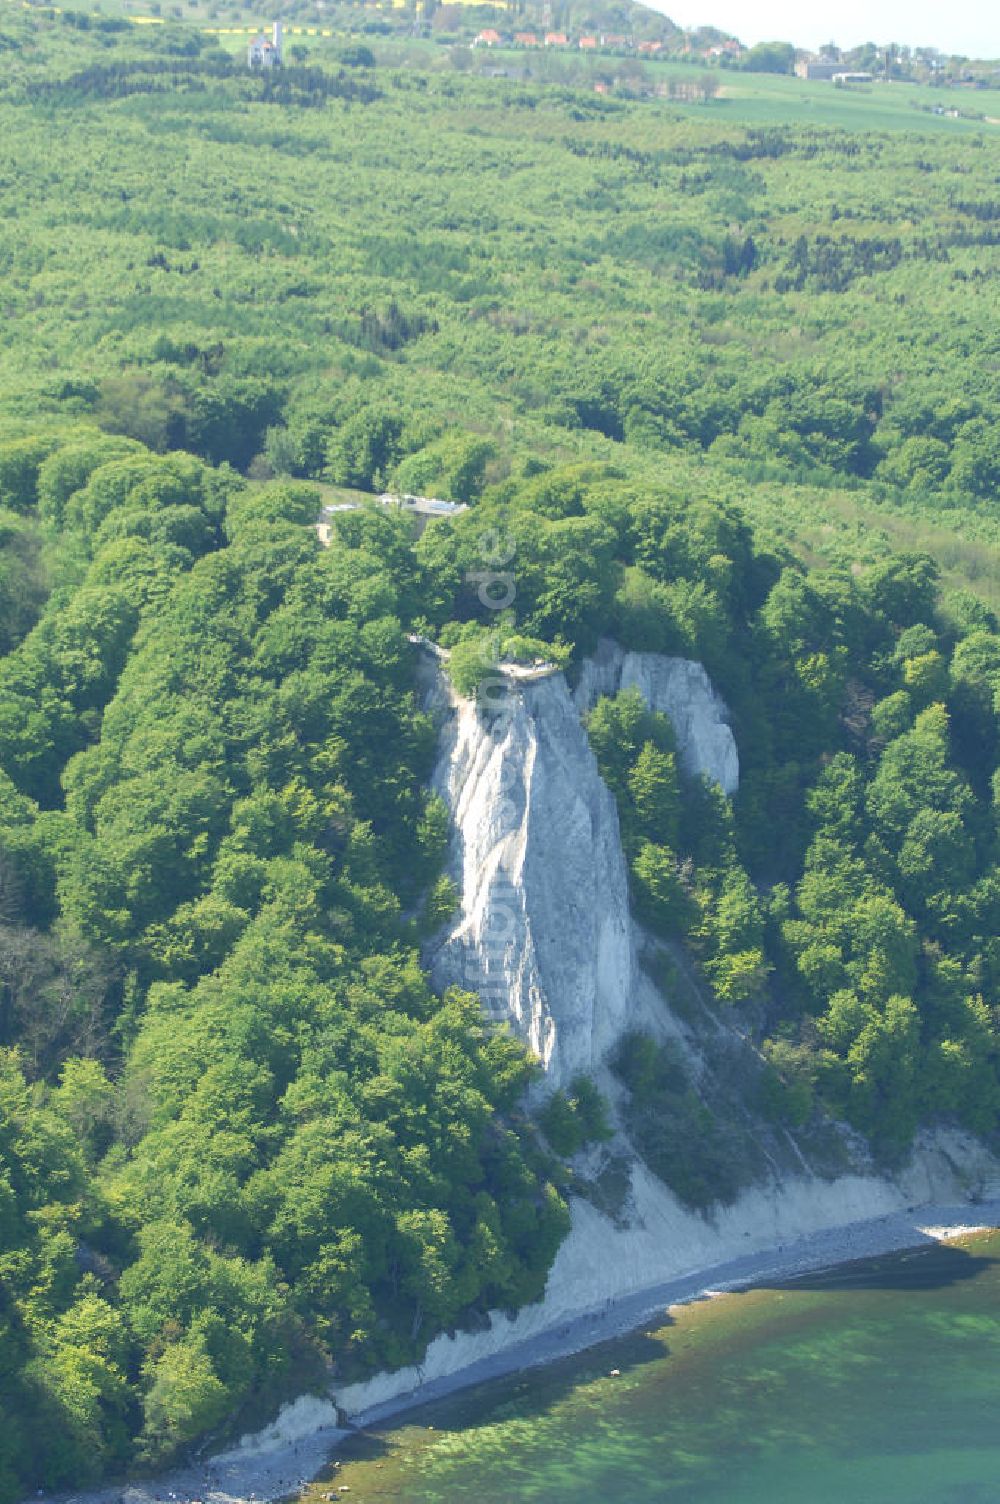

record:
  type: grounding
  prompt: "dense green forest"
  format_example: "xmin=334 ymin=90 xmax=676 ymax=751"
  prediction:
xmin=0 ymin=8 xmax=998 ymax=1497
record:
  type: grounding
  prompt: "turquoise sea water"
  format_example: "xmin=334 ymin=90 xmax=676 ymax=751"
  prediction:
xmin=302 ymin=1230 xmax=1000 ymax=1504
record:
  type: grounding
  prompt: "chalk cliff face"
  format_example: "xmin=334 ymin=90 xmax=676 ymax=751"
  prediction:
xmin=426 ymin=641 xmax=736 ymax=1088
xmin=574 ymin=638 xmax=739 ymax=794
xmin=427 ymin=674 xmax=634 ymax=1088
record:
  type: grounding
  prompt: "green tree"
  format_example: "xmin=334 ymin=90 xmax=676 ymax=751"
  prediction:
xmin=744 ymin=40 xmax=795 ymax=72
xmin=627 ymin=742 xmax=681 ymax=847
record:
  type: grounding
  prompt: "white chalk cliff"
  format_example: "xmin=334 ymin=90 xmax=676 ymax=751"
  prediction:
xmin=427 ymin=674 xmax=632 ymax=1087
xmin=574 ymin=638 xmax=739 ymax=794
xmin=426 ymin=639 xmax=737 ymax=1088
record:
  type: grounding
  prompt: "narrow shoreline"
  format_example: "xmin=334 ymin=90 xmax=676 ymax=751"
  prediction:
xmin=55 ymin=1192 xmax=1000 ymax=1504
xmin=345 ymin=1197 xmax=1000 ymax=1433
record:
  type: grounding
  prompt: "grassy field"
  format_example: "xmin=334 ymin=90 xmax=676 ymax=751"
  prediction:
xmin=742 ymin=482 xmax=1000 ymax=610
xmin=705 ymin=69 xmax=1000 ymax=133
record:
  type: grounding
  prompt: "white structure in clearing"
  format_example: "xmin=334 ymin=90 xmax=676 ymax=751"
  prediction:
xmin=248 ymin=21 xmax=283 ymax=69
xmin=315 ymin=493 xmax=467 ymax=545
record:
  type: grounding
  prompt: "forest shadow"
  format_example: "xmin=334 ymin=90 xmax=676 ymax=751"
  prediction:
xmin=755 ymin=1241 xmax=997 ymax=1294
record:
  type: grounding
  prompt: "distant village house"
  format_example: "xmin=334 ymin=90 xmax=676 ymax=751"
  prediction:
xmin=707 ymin=39 xmax=742 ymax=59
xmin=474 ymin=29 xmax=502 ymax=47
xmin=514 ymin=31 xmax=539 ymax=46
xmin=544 ymin=31 xmax=569 ymax=46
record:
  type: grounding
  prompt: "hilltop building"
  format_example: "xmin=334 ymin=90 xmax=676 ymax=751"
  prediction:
xmin=248 ymin=21 xmax=283 ymax=68
xmin=795 ymin=58 xmax=840 ymax=79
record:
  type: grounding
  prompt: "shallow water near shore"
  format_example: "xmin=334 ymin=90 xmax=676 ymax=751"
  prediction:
xmin=299 ymin=1228 xmax=1000 ymax=1504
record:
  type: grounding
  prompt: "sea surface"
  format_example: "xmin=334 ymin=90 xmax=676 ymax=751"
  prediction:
xmin=301 ymin=1228 xmax=1000 ymax=1504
